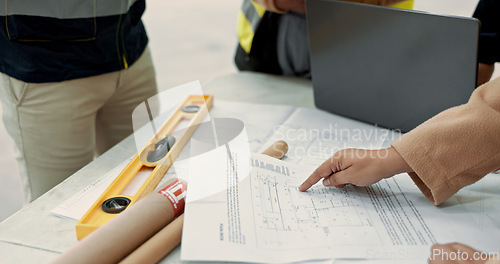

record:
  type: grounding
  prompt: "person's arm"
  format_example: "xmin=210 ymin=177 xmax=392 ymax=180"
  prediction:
xmin=252 ymin=0 xmax=304 ymax=13
xmin=300 ymin=77 xmax=500 ymax=206
xmin=254 ymin=0 xmax=405 ymax=14
xmin=391 ymin=77 xmax=500 ymax=205
xmin=478 ymin=63 xmax=495 ymax=87
xmin=342 ymin=0 xmax=406 ymax=6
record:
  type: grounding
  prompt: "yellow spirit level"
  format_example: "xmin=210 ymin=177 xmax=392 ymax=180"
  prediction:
xmin=76 ymin=95 xmax=213 ymax=240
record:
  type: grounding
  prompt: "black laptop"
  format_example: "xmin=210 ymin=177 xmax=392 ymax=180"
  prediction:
xmin=307 ymin=0 xmax=479 ymax=132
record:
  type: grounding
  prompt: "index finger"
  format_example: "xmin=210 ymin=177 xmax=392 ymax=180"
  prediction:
xmin=298 ymin=160 xmax=334 ymax=191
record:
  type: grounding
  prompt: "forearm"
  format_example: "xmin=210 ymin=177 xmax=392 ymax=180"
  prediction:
xmin=379 ymin=147 xmax=413 ymax=176
xmin=342 ymin=0 xmax=406 ymax=6
xmin=254 ymin=0 xmax=405 ymax=14
xmin=253 ymin=0 xmax=287 ymax=13
xmin=392 ymin=78 xmax=500 ymax=205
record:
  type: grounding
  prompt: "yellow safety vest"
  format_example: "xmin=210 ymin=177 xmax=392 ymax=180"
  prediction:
xmin=237 ymin=0 xmax=415 ymax=54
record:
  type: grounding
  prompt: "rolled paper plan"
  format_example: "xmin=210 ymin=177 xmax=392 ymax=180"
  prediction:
xmin=119 ymin=214 xmax=184 ymax=264
xmin=49 ymin=177 xmax=184 ymax=264
xmin=262 ymin=140 xmax=288 ymax=160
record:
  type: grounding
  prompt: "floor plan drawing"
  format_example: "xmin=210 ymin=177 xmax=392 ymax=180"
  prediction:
xmin=250 ymin=156 xmax=381 ymax=250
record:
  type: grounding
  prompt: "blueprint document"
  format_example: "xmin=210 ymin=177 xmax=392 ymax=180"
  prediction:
xmin=182 ymin=152 xmax=499 ymax=263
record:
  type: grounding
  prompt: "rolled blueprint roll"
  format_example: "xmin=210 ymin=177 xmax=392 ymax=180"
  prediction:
xmin=119 ymin=214 xmax=184 ymax=264
xmin=49 ymin=177 xmax=183 ymax=264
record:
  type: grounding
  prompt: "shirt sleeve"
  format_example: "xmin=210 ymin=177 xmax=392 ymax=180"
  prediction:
xmin=473 ymin=0 xmax=500 ymax=64
xmin=391 ymin=77 xmax=500 ymax=205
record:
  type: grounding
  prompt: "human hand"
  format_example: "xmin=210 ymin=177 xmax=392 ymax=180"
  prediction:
xmin=274 ymin=0 xmax=305 ymax=13
xmin=255 ymin=0 xmax=305 ymax=13
xmin=477 ymin=63 xmax=495 ymax=87
xmin=428 ymin=243 xmax=489 ymax=264
xmin=341 ymin=0 xmax=406 ymax=7
xmin=298 ymin=147 xmax=412 ymax=191
xmin=260 ymin=0 xmax=402 ymax=14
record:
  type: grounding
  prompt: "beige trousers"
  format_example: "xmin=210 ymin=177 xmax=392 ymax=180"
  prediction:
xmin=0 ymin=47 xmax=158 ymax=202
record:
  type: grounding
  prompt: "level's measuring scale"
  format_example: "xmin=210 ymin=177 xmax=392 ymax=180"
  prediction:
xmin=76 ymin=95 xmax=213 ymax=240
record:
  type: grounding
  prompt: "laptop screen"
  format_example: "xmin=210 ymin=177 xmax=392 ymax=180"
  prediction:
xmin=307 ymin=0 xmax=479 ymax=132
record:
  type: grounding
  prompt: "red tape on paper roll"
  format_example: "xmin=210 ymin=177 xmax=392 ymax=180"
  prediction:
xmin=158 ymin=179 xmax=187 ymax=217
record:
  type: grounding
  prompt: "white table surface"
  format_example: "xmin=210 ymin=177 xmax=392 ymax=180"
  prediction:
xmin=1 ymin=72 xmax=498 ymax=264
xmin=0 ymin=72 xmax=315 ymax=263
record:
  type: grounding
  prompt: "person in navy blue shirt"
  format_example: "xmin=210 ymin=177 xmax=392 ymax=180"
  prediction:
xmin=474 ymin=0 xmax=500 ymax=86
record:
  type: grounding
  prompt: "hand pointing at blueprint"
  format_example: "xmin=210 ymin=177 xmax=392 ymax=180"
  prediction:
xmin=299 ymin=147 xmax=412 ymax=191
xmin=181 ymin=106 xmax=500 ymax=263
xmin=182 ymin=152 xmax=499 ymax=263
